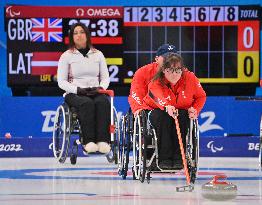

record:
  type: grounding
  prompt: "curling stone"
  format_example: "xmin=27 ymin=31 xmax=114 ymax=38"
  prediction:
xmin=201 ymin=175 xmax=237 ymax=201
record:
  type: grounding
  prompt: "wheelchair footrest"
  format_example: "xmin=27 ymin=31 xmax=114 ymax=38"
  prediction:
xmin=82 ymin=151 xmax=88 ymax=156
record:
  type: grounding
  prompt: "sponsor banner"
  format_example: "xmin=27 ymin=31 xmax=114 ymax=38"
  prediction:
xmin=0 ymin=136 xmax=259 ymax=157
xmin=200 ymin=136 xmax=260 ymax=157
xmin=0 ymin=137 xmax=87 ymax=157
xmin=0 ymin=96 xmax=129 ymax=138
xmin=0 ymin=138 xmax=53 ymax=157
xmin=198 ymin=97 xmax=262 ymax=137
xmin=0 ymin=96 xmax=261 ymax=139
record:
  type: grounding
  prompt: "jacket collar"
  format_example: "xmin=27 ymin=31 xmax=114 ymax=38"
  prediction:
xmin=70 ymin=47 xmax=97 ymax=55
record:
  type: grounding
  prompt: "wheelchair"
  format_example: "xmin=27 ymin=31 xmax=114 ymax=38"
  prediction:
xmin=118 ymin=109 xmax=199 ymax=192
xmin=117 ymin=108 xmax=134 ymax=179
xmin=52 ymin=90 xmax=120 ymax=165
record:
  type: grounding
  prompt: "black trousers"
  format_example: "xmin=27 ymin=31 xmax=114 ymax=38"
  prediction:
xmin=65 ymin=93 xmax=110 ymax=145
xmin=148 ymin=109 xmax=190 ymax=161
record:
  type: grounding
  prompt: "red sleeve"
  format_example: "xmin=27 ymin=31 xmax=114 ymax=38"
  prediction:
xmin=128 ymin=66 xmax=148 ymax=113
xmin=191 ymin=74 xmax=206 ymax=114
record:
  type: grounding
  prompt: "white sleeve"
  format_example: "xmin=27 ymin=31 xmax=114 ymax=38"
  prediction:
xmin=57 ymin=52 xmax=78 ymax=94
xmin=98 ymin=51 xmax=110 ymax=89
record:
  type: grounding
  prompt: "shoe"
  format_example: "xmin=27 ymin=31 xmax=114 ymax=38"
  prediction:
xmin=84 ymin=142 xmax=98 ymax=153
xmin=97 ymin=142 xmax=111 ymax=154
xmin=173 ymin=159 xmax=183 ymax=169
xmin=159 ymin=160 xmax=173 ymax=169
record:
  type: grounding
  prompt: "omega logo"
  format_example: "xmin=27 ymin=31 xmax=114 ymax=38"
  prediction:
xmin=75 ymin=8 xmax=121 ymax=17
xmin=76 ymin=8 xmax=85 ymax=16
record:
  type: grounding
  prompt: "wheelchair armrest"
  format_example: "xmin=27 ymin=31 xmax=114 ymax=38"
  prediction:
xmin=98 ymin=89 xmax=114 ymax=97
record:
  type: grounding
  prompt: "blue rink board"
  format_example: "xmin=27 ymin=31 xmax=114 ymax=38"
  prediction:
xmin=0 ymin=96 xmax=261 ymax=138
xmin=0 ymin=135 xmax=260 ymax=157
xmin=0 ymin=96 xmax=261 ymax=157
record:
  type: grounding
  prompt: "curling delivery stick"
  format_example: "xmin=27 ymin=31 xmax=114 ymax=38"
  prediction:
xmin=174 ymin=112 xmax=193 ymax=192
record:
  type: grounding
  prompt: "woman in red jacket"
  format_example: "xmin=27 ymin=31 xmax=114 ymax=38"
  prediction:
xmin=142 ymin=53 xmax=206 ymax=169
xmin=128 ymin=44 xmax=177 ymax=116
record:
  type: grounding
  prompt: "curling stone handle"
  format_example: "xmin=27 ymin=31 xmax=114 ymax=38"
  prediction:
xmin=212 ymin=175 xmax=228 ymax=184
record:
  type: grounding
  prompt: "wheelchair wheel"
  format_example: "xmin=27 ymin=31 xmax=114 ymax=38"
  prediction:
xmin=52 ymin=103 xmax=71 ymax=163
xmin=70 ymin=140 xmax=79 ymax=165
xmin=132 ymin=111 xmax=147 ymax=182
xmin=106 ymin=106 xmax=120 ymax=164
xmin=118 ymin=112 xmax=132 ymax=179
xmin=187 ymin=119 xmax=199 ymax=184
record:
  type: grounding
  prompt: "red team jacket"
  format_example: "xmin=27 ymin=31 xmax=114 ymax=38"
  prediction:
xmin=128 ymin=62 xmax=159 ymax=113
xmin=129 ymin=64 xmax=206 ymax=115
xmin=143 ymin=70 xmax=206 ymax=114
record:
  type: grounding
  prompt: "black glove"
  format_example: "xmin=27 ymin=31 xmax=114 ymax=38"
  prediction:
xmin=88 ymin=87 xmax=104 ymax=94
xmin=77 ymin=87 xmax=102 ymax=96
xmin=77 ymin=87 xmax=89 ymax=96
xmin=86 ymin=87 xmax=99 ymax=95
xmin=88 ymin=86 xmax=103 ymax=90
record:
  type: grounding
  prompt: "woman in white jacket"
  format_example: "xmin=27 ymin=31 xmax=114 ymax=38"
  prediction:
xmin=57 ymin=22 xmax=110 ymax=154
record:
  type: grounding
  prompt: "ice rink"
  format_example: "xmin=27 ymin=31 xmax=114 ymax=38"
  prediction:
xmin=0 ymin=156 xmax=261 ymax=205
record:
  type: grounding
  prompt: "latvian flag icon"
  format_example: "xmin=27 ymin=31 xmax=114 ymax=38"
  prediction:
xmin=31 ymin=52 xmax=62 ymax=75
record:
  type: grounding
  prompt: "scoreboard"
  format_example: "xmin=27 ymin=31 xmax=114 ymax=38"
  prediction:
xmin=4 ymin=5 xmax=261 ymax=89
xmin=5 ymin=6 xmax=123 ymax=86
xmin=123 ymin=6 xmax=260 ymax=83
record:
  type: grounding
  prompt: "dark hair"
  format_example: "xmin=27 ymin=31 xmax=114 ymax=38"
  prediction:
xmin=152 ymin=53 xmax=184 ymax=85
xmin=68 ymin=22 xmax=92 ymax=49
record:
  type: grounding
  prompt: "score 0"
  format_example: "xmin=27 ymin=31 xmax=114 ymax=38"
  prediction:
xmin=238 ymin=21 xmax=259 ymax=81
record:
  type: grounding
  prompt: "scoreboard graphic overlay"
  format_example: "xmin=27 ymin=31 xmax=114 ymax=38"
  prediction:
xmin=5 ymin=6 xmax=123 ymax=86
xmin=4 ymin=5 xmax=261 ymax=88
xmin=123 ymin=5 xmax=260 ymax=83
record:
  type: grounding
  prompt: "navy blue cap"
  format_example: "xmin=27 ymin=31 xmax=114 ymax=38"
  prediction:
xmin=156 ymin=44 xmax=177 ymax=56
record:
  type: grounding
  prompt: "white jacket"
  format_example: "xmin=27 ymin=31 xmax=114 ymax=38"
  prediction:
xmin=57 ymin=48 xmax=110 ymax=94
